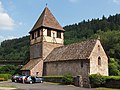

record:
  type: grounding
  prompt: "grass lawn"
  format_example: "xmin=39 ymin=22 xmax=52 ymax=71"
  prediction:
xmin=95 ymin=88 xmax=120 ymax=90
xmin=0 ymin=85 xmax=16 ymax=88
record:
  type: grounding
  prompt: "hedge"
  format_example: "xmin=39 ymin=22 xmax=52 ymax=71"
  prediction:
xmin=43 ymin=76 xmax=63 ymax=79
xmin=89 ymin=74 xmax=106 ymax=87
xmin=106 ymin=76 xmax=120 ymax=80
xmin=43 ymin=74 xmax=74 ymax=85
xmin=0 ymin=74 xmax=11 ymax=81
xmin=89 ymin=74 xmax=120 ymax=88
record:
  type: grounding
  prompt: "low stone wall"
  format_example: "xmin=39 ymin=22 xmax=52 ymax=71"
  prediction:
xmin=106 ymin=79 xmax=120 ymax=88
xmin=43 ymin=76 xmax=90 ymax=88
xmin=43 ymin=76 xmax=63 ymax=83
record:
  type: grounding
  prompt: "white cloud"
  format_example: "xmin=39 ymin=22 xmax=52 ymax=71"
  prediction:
xmin=112 ymin=0 xmax=120 ymax=4
xmin=69 ymin=0 xmax=79 ymax=3
xmin=0 ymin=1 xmax=15 ymax=30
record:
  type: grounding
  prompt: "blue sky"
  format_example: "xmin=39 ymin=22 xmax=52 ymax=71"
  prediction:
xmin=0 ymin=0 xmax=120 ymax=43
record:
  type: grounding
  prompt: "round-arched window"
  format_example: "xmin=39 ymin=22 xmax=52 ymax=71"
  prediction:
xmin=98 ymin=56 xmax=101 ymax=66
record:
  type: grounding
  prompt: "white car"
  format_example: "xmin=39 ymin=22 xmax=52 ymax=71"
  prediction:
xmin=24 ymin=76 xmax=43 ymax=84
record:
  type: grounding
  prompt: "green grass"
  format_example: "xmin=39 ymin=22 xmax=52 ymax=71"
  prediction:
xmin=0 ymin=85 xmax=16 ymax=88
xmin=95 ymin=88 xmax=120 ymax=90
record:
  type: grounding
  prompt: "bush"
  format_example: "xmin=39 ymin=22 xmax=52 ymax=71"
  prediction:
xmin=62 ymin=73 xmax=73 ymax=85
xmin=89 ymin=74 xmax=106 ymax=87
xmin=0 ymin=74 xmax=11 ymax=81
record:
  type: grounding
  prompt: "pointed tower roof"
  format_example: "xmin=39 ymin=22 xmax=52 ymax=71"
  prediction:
xmin=30 ymin=7 xmax=65 ymax=33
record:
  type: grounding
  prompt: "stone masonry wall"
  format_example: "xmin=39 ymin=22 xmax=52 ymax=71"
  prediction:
xmin=44 ymin=60 xmax=90 ymax=87
xmin=30 ymin=43 xmax=42 ymax=59
xmin=44 ymin=60 xmax=89 ymax=76
xmin=31 ymin=59 xmax=43 ymax=76
xmin=89 ymin=40 xmax=108 ymax=76
xmin=43 ymin=42 xmax=63 ymax=59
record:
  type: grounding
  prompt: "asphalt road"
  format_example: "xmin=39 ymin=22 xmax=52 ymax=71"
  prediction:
xmin=0 ymin=81 xmax=93 ymax=90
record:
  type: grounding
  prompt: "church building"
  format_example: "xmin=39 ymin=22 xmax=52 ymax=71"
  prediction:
xmin=21 ymin=6 xmax=108 ymax=85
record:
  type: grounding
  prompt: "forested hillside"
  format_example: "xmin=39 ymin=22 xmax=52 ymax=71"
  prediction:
xmin=0 ymin=36 xmax=29 ymax=62
xmin=1 ymin=14 xmax=120 ymax=75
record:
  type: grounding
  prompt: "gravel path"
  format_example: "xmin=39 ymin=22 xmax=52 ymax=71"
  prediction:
xmin=0 ymin=81 xmax=92 ymax=90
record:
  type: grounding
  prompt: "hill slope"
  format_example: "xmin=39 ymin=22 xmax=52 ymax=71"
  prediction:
xmin=0 ymin=36 xmax=29 ymax=63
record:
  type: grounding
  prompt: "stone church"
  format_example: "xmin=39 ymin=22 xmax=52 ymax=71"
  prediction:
xmin=21 ymin=6 xmax=108 ymax=82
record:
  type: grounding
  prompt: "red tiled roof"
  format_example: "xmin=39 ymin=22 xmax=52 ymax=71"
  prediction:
xmin=30 ymin=7 xmax=64 ymax=33
xmin=21 ymin=59 xmax=41 ymax=70
xmin=44 ymin=39 xmax=97 ymax=62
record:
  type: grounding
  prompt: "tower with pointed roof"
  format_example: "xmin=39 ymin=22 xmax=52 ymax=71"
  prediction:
xmin=21 ymin=7 xmax=65 ymax=76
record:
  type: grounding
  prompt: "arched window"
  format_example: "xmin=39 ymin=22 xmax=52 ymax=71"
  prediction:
xmin=98 ymin=56 xmax=101 ymax=66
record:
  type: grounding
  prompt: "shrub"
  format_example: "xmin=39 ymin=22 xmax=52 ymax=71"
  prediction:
xmin=62 ymin=73 xmax=73 ymax=85
xmin=0 ymin=74 xmax=11 ymax=81
xmin=89 ymin=74 xmax=106 ymax=87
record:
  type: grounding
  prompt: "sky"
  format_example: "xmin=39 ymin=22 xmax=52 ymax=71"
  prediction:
xmin=0 ymin=0 xmax=120 ymax=43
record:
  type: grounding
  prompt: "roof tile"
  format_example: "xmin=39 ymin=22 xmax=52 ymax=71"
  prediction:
xmin=30 ymin=7 xmax=64 ymax=33
xmin=44 ymin=39 xmax=97 ymax=62
xmin=21 ymin=59 xmax=42 ymax=70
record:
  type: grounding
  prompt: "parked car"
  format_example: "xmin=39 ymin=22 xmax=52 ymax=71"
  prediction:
xmin=16 ymin=76 xmax=26 ymax=83
xmin=11 ymin=75 xmax=20 ymax=82
xmin=24 ymin=76 xmax=43 ymax=84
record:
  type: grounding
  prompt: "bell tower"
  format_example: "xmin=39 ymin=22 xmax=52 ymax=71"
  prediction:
xmin=21 ymin=6 xmax=65 ymax=76
xmin=29 ymin=6 xmax=65 ymax=59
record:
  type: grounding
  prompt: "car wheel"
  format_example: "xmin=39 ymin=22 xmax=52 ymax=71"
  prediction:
xmin=40 ymin=81 xmax=43 ymax=83
xmin=29 ymin=80 xmax=33 ymax=84
xmin=14 ymin=80 xmax=17 ymax=83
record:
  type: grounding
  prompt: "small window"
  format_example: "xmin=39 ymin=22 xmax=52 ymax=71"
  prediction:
xmin=98 ymin=45 xmax=100 ymax=51
xmin=36 ymin=72 xmax=39 ymax=76
xmin=37 ymin=30 xmax=40 ymax=37
xmin=98 ymin=56 xmax=101 ymax=66
xmin=32 ymin=33 xmax=34 ymax=39
xmin=53 ymin=32 xmax=55 ymax=38
xmin=47 ymin=29 xmax=51 ymax=37
xmin=81 ymin=61 xmax=83 ymax=68
xmin=22 ymin=72 xmax=25 ymax=75
xmin=57 ymin=31 xmax=61 ymax=38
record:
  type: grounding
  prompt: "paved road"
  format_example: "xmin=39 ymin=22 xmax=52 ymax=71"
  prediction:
xmin=0 ymin=81 xmax=93 ymax=90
